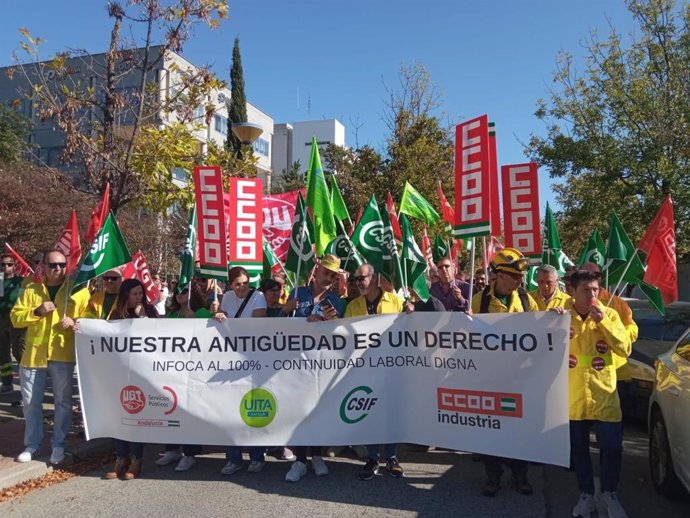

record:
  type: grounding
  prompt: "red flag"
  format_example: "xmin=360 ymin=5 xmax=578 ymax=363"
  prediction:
xmin=421 ymin=226 xmax=434 ymax=269
xmin=124 ymin=250 xmax=160 ymax=304
xmin=385 ymin=192 xmax=402 ymax=242
xmin=484 ymin=236 xmax=504 ymax=268
xmin=53 ymin=210 xmax=81 ymax=275
xmin=437 ymin=181 xmax=454 ymax=232
xmin=3 ymin=243 xmax=33 ymax=278
xmin=349 ymin=207 xmax=363 ymax=237
xmin=85 ymin=183 xmax=111 ymax=244
xmin=638 ymin=196 xmax=677 ymax=304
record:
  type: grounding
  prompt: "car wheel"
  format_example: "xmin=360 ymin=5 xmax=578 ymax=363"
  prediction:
xmin=649 ymin=409 xmax=683 ymax=497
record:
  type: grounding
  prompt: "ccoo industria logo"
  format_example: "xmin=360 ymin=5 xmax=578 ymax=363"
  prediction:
xmin=437 ymin=388 xmax=523 ymax=418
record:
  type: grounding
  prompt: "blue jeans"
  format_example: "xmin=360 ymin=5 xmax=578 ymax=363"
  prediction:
xmin=366 ymin=444 xmax=397 ymax=461
xmin=20 ymin=362 xmax=74 ymax=451
xmin=114 ymin=439 xmax=144 ymax=459
xmin=570 ymin=420 xmax=623 ymax=494
xmin=225 ymin=446 xmax=266 ymax=464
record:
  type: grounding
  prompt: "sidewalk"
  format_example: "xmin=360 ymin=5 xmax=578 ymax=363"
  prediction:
xmin=0 ymin=373 xmax=110 ymax=491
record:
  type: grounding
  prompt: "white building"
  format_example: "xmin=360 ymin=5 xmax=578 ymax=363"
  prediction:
xmin=0 ymin=46 xmax=274 ymax=189
xmin=272 ymin=119 xmax=346 ymax=178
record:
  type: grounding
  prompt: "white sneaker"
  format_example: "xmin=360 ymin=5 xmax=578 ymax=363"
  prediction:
xmin=572 ymin=492 xmax=596 ymax=517
xmin=50 ymin=447 xmax=65 ymax=465
xmin=311 ymin=455 xmax=328 ymax=476
xmin=599 ymin=491 xmax=628 ymax=518
xmin=285 ymin=460 xmax=307 ymax=482
xmin=16 ymin=448 xmax=38 ymax=463
xmin=247 ymin=460 xmax=266 ymax=473
xmin=174 ymin=455 xmax=196 ymax=472
xmin=156 ymin=450 xmax=182 ymax=466
xmin=220 ymin=461 xmax=244 ymax=475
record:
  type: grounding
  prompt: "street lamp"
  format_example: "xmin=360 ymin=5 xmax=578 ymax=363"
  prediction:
xmin=231 ymin=122 xmax=270 ymax=193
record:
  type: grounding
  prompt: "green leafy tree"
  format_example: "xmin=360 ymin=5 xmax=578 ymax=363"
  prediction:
xmin=0 ymin=104 xmax=33 ymax=163
xmin=226 ymin=36 xmax=249 ymax=158
xmin=272 ymin=160 xmax=305 ymax=193
xmin=10 ymin=0 xmax=229 ymax=214
xmin=527 ymin=0 xmax=690 ymax=259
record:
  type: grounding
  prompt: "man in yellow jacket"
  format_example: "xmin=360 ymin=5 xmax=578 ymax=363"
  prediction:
xmin=530 ymin=264 xmax=571 ymax=310
xmin=83 ymin=267 xmax=123 ymax=319
xmin=345 ymin=263 xmax=405 ymax=481
xmin=471 ymin=248 xmax=537 ymax=496
xmin=10 ymin=249 xmax=90 ymax=465
xmin=552 ymin=269 xmax=630 ymax=518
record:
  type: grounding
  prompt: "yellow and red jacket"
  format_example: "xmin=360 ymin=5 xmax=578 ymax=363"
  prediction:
xmin=567 ymin=299 xmax=630 ymax=422
xmin=529 ymin=288 xmax=571 ymax=311
xmin=10 ymin=282 xmax=90 ymax=368
xmin=471 ymin=283 xmax=539 ymax=314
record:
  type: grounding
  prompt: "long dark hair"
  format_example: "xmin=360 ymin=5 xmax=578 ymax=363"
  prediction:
xmin=110 ymin=279 xmax=157 ymax=320
xmin=169 ymin=281 xmax=207 ymax=312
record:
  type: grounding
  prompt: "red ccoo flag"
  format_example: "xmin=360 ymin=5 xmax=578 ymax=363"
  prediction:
xmin=85 ymin=182 xmax=111 ymax=244
xmin=437 ymin=181 xmax=454 ymax=235
xmin=54 ymin=210 xmax=82 ymax=275
xmin=385 ymin=192 xmax=402 ymax=242
xmin=421 ymin=225 xmax=434 ymax=269
xmin=638 ymin=196 xmax=677 ymax=304
xmin=4 ymin=243 xmax=33 ymax=278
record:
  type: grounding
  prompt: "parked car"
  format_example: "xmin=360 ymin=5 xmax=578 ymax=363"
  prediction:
xmin=620 ymin=300 xmax=690 ymax=421
xmin=648 ymin=327 xmax=690 ymax=497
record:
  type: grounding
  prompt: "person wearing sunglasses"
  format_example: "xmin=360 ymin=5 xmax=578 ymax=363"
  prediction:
xmin=10 ymin=249 xmax=90 ymax=465
xmin=430 ymin=256 xmax=471 ymax=312
xmin=0 ymin=254 xmax=25 ymax=394
xmin=470 ymin=247 xmax=538 ymax=497
xmin=84 ymin=268 xmax=124 ymax=319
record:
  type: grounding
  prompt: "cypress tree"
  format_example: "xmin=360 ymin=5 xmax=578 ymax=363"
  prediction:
xmin=227 ymin=37 xmax=249 ymax=157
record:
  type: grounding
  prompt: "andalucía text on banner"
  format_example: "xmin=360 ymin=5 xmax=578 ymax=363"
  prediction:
xmin=73 ymin=212 xmax=132 ymax=289
xmin=75 ymin=310 xmax=571 ymax=467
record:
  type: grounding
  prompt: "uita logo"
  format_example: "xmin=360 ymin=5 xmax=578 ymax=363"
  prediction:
xmin=239 ymin=388 xmax=277 ymax=428
xmin=120 ymin=385 xmax=145 ymax=414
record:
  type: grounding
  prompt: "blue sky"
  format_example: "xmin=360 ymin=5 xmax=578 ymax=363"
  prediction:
xmin=1 ymin=0 xmax=637 ymax=209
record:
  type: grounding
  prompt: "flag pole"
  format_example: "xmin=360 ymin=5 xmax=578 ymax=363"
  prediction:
xmin=467 ymin=237 xmax=476 ymax=302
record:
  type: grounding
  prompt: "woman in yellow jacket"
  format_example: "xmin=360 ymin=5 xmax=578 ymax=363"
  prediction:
xmin=552 ymin=270 xmax=630 ymax=518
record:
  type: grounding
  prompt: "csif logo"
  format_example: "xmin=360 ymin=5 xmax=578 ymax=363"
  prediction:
xmin=339 ymin=385 xmax=378 ymax=424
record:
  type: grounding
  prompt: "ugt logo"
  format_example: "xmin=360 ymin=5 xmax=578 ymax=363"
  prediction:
xmin=120 ymin=385 xmax=145 ymax=414
xmin=339 ymin=385 xmax=378 ymax=424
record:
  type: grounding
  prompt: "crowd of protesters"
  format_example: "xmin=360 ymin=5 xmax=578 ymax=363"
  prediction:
xmin=0 ymin=246 xmax=634 ymax=518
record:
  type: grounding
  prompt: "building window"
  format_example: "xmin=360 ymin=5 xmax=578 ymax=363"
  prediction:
xmin=253 ymin=137 xmax=269 ymax=157
xmin=193 ymin=105 xmax=204 ymax=121
xmin=214 ymin=114 xmax=228 ymax=135
xmin=171 ymin=167 xmax=188 ymax=182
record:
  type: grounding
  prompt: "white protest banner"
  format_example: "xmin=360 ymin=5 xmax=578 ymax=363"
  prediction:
xmin=501 ymin=162 xmax=542 ymax=258
xmin=76 ymin=311 xmax=571 ymax=466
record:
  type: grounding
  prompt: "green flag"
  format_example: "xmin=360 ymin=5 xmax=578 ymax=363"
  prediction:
xmin=325 ymin=219 xmax=365 ymax=274
xmin=401 ymin=214 xmax=430 ymax=301
xmin=262 ymin=237 xmax=283 ymax=279
xmin=604 ymin=212 xmax=645 ymax=287
xmin=541 ymin=203 xmax=574 ymax=276
xmin=577 ymin=228 xmax=606 ymax=268
xmin=329 ymin=175 xmax=350 ymax=223
xmin=525 ymin=265 xmax=539 ymax=291
xmin=286 ymin=191 xmax=315 ymax=284
xmin=178 ymin=206 xmax=197 ymax=290
xmin=638 ymin=280 xmax=666 ymax=316
xmin=74 ymin=212 xmax=131 ymax=288
xmin=399 ymin=181 xmax=440 ymax=227
xmin=305 ymin=137 xmax=337 ymax=255
xmin=350 ymin=194 xmax=385 ymax=273
xmin=432 ymin=235 xmax=449 ymax=264
xmin=380 ymin=207 xmax=405 ymax=292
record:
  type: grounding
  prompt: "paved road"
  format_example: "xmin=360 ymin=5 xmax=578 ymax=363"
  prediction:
xmin=1 ymin=422 xmax=688 ymax=518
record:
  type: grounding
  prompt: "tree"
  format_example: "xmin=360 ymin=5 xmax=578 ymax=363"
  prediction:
xmin=527 ymin=0 xmax=690 ymax=259
xmin=10 ymin=0 xmax=229 ymax=214
xmin=271 ymin=160 xmax=305 ymax=193
xmin=226 ymin=36 xmax=249 ymax=158
xmin=0 ymin=104 xmax=33 ymax=163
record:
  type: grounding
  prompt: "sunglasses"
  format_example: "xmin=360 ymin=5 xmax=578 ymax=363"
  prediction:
xmin=353 ymin=274 xmax=371 ymax=282
xmin=1 ymin=262 xmax=15 ymax=267
xmin=47 ymin=262 xmax=67 ymax=269
xmin=103 ymin=276 xmax=121 ymax=282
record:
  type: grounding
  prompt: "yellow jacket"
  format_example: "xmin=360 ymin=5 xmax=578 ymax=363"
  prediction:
xmin=471 ymin=283 xmax=539 ymax=314
xmin=599 ymin=288 xmax=638 ymax=381
xmin=10 ymin=282 xmax=90 ymax=368
xmin=84 ymin=290 xmax=117 ymax=319
xmin=345 ymin=291 xmax=404 ymax=317
xmin=567 ymin=300 xmax=630 ymax=421
xmin=529 ymin=288 xmax=571 ymax=311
